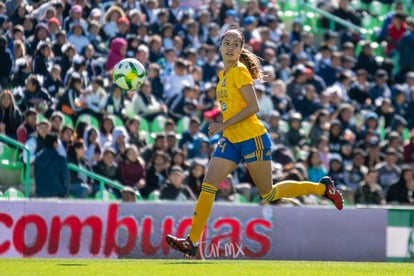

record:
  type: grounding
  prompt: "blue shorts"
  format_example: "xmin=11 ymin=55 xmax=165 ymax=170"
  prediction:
xmin=212 ymin=132 xmax=272 ymax=163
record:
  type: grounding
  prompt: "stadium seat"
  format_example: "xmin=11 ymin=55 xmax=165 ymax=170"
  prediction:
xmin=76 ymin=114 xmax=100 ymax=129
xmin=95 ymin=190 xmax=118 ymax=201
xmin=150 ymin=115 xmax=167 ymax=133
xmin=139 ymin=117 xmax=150 ymax=132
xmin=147 ymin=190 xmax=160 ymax=201
xmin=369 ymin=1 xmax=390 ymax=17
xmin=0 ymin=143 xmax=24 ymax=188
xmin=111 ymin=115 xmax=125 ymax=127
xmin=36 ymin=113 xmax=46 ymax=123
xmin=63 ymin=114 xmax=74 ymax=128
xmin=1 ymin=187 xmax=25 ymax=199
xmin=235 ymin=193 xmax=248 ymax=203
xmin=176 ymin=117 xmax=190 ymax=135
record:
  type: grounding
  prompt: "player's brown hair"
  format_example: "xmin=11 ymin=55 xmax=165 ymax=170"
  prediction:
xmin=220 ymin=28 xmax=262 ymax=80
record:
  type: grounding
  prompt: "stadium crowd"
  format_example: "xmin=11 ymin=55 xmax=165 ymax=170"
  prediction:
xmin=0 ymin=0 xmax=414 ymax=206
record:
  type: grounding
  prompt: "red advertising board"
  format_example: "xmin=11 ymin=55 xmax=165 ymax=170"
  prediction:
xmin=0 ymin=200 xmax=386 ymax=261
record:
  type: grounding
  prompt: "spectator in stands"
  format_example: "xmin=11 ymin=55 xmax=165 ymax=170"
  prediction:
xmin=160 ymin=165 xmax=192 ymax=200
xmin=270 ymin=79 xmax=293 ymax=119
xmin=43 ymin=64 xmax=63 ymax=98
xmin=318 ymin=51 xmax=342 ymax=87
xmin=348 ymin=69 xmax=371 ymax=108
xmin=23 ymin=118 xmax=50 ymax=165
xmin=125 ymin=116 xmax=146 ymax=150
xmin=19 ymin=74 xmax=53 ymax=116
xmin=141 ymin=133 xmax=167 ymax=163
xmin=365 ymin=135 xmax=382 ymax=169
xmin=328 ymin=153 xmax=346 ymax=188
xmin=385 ymin=12 xmax=407 ymax=57
xmin=396 ymin=18 xmax=414 ymax=83
xmin=25 ymin=22 xmax=50 ymax=56
xmin=16 ymin=108 xmax=36 ymax=144
xmin=378 ymin=1 xmax=404 ymax=42
xmin=376 ymin=148 xmax=401 ymax=194
xmin=57 ymin=125 xmax=73 ymax=158
xmin=306 ymin=148 xmax=328 ymax=183
xmin=167 ymin=85 xmax=199 ymax=123
xmin=147 ymin=63 xmax=164 ymax=102
xmin=309 ymin=109 xmax=329 ymax=146
xmin=387 ymin=165 xmax=414 ymax=205
xmin=215 ymin=174 xmax=238 ymax=202
xmin=83 ymin=126 xmax=101 ymax=167
xmin=34 ymin=132 xmax=70 ymax=198
xmin=56 ymin=72 xmax=84 ymax=120
xmin=354 ymin=41 xmax=379 ymax=79
xmin=55 ymin=43 xmax=76 ymax=80
xmin=98 ymin=115 xmax=114 ymax=146
xmin=32 ymin=41 xmax=52 ymax=79
xmin=92 ymin=147 xmax=118 ymax=196
xmin=369 ymin=69 xmax=391 ymax=102
xmin=295 ymin=84 xmax=321 ymax=120
xmin=68 ymin=20 xmax=90 ymax=54
xmin=170 ymin=148 xmax=190 ymax=172
xmin=0 ymin=89 xmax=22 ymax=139
xmin=82 ymin=76 xmax=107 ymax=120
xmin=304 ymin=62 xmax=326 ymax=95
xmin=142 ymin=150 xmax=169 ymax=198
xmin=67 ymin=139 xmax=92 ymax=198
xmin=285 ymin=112 xmax=306 ymax=150
xmin=178 ymin=117 xmax=208 ymax=160
xmin=103 ymin=85 xmax=126 ymax=119
xmin=267 ymin=110 xmax=286 ymax=146
xmin=121 ymin=186 xmax=138 ymax=203
xmin=110 ymin=126 xmax=129 ymax=159
xmin=164 ymin=58 xmax=195 ymax=101
xmin=343 ymin=149 xmax=368 ymax=192
xmin=354 ymin=167 xmax=385 ymax=205
xmin=105 ymin=37 xmax=127 ymax=72
xmin=0 ymin=35 xmax=13 ymax=90
xmin=331 ymin=0 xmax=361 ymax=32
xmin=391 ymin=85 xmax=408 ymax=119
xmin=286 ymin=64 xmax=308 ymax=107
xmin=403 ymin=130 xmax=414 ymax=165
xmin=132 ymin=80 xmax=167 ymax=122
xmin=118 ymin=145 xmax=146 ymax=195
xmin=255 ymin=83 xmax=273 ymax=121
xmin=62 ymin=4 xmax=87 ymax=34
xmin=183 ymin=159 xmax=206 ymax=199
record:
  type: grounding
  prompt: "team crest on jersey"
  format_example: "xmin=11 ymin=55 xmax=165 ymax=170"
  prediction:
xmin=220 ymin=101 xmax=227 ymax=111
xmin=222 ymin=78 xmax=226 ymax=87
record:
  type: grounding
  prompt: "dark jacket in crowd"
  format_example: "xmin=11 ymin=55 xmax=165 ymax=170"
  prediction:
xmin=34 ymin=148 xmax=70 ymax=197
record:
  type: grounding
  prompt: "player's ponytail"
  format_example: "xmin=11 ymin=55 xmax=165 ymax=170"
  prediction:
xmin=239 ymin=48 xmax=262 ymax=80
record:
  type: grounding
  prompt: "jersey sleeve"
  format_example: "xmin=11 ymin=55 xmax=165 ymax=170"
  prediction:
xmin=233 ymin=65 xmax=253 ymax=89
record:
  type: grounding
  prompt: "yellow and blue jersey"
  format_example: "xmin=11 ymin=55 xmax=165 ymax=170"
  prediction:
xmin=216 ymin=62 xmax=266 ymax=143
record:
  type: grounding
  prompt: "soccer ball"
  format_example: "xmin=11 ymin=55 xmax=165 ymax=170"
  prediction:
xmin=113 ymin=58 xmax=146 ymax=90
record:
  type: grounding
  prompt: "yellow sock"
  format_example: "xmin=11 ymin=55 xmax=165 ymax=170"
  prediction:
xmin=189 ymin=182 xmax=217 ymax=244
xmin=262 ymin=181 xmax=325 ymax=201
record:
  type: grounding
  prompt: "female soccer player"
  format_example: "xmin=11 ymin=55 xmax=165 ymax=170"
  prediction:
xmin=165 ymin=28 xmax=343 ymax=258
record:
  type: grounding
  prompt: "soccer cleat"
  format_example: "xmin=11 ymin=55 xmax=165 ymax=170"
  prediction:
xmin=165 ymin=235 xmax=198 ymax=258
xmin=319 ymin=176 xmax=344 ymax=210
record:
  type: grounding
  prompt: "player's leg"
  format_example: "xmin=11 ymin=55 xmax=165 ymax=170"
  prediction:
xmin=248 ymin=161 xmax=343 ymax=210
xmin=189 ymin=156 xmax=238 ymax=242
xmin=244 ymin=133 xmax=343 ymax=210
xmin=166 ymin=138 xmax=240 ymax=257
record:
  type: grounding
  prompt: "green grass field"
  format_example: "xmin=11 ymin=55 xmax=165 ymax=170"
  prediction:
xmin=1 ymin=259 xmax=414 ymax=276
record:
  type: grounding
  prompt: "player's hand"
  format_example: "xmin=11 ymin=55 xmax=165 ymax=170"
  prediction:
xmin=208 ymin=122 xmax=225 ymax=137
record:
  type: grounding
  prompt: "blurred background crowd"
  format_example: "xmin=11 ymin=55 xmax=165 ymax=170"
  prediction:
xmin=0 ymin=0 xmax=414 ymax=206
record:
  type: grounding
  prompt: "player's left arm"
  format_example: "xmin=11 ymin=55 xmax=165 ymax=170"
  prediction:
xmin=208 ymin=84 xmax=259 ymax=136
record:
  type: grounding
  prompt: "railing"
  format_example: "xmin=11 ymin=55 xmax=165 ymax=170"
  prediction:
xmin=0 ymin=134 xmax=30 ymax=197
xmin=67 ymin=163 xmax=141 ymax=200
xmin=302 ymin=3 xmax=371 ymax=37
